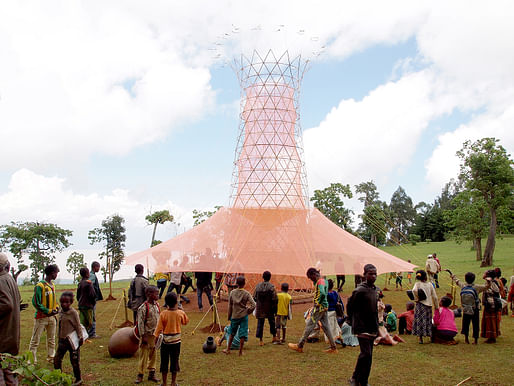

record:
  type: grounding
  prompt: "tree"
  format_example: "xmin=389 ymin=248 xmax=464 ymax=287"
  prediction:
xmin=10 ymin=264 xmax=28 ymax=282
xmin=88 ymin=214 xmax=126 ymax=300
xmin=457 ymin=138 xmax=514 ymax=266
xmin=310 ymin=183 xmax=354 ymax=232
xmin=443 ymin=191 xmax=489 ymax=261
xmin=66 ymin=252 xmax=85 ymax=283
xmin=355 ymin=181 xmax=387 ymax=246
xmin=192 ymin=206 xmax=222 ymax=226
xmin=145 ymin=210 xmax=174 ymax=247
xmin=0 ymin=222 xmax=72 ymax=283
xmin=389 ymin=186 xmax=416 ymax=244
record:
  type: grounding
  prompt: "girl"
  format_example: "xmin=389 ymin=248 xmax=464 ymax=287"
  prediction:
xmin=481 ymin=270 xmax=502 ymax=343
xmin=433 ymin=296 xmax=458 ymax=344
xmin=411 ymin=270 xmax=438 ymax=344
xmin=326 ymin=279 xmax=342 ymax=344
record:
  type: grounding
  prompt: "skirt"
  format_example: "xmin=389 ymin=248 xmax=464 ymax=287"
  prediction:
xmin=412 ymin=303 xmax=432 ymax=337
xmin=481 ymin=310 xmax=501 ymax=338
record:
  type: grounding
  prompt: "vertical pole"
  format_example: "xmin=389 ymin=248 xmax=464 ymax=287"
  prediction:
xmin=123 ymin=289 xmax=130 ymax=323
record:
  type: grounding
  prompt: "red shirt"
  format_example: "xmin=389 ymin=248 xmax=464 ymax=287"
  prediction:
xmin=399 ymin=309 xmax=414 ymax=331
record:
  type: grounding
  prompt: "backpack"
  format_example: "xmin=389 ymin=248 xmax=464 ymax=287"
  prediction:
xmin=460 ymin=285 xmax=479 ymax=315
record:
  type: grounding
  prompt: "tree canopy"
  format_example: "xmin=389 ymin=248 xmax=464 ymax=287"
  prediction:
xmin=145 ymin=209 xmax=174 ymax=247
xmin=310 ymin=183 xmax=354 ymax=232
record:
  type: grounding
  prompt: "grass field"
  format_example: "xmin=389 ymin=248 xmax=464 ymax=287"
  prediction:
xmin=16 ymin=237 xmax=514 ymax=385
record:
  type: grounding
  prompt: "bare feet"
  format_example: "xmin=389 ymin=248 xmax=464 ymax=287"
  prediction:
xmin=222 ymin=349 xmax=230 ymax=354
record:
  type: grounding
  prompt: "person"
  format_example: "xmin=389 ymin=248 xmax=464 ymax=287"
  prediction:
xmin=223 ymin=276 xmax=255 ymax=355
xmin=374 ymin=294 xmax=402 ymax=346
xmin=425 ymin=255 xmax=439 ymax=287
xmin=154 ymin=272 xmax=170 ymax=299
xmin=0 ymin=253 xmax=22 ymax=385
xmin=135 ymin=286 xmax=161 ymax=384
xmin=395 ymin=272 xmax=403 ymax=290
xmin=385 ymin=304 xmax=397 ymax=332
xmin=181 ymin=272 xmax=196 ymax=294
xmin=398 ymin=302 xmax=415 ymax=335
xmin=508 ymin=275 xmax=514 ymax=317
xmin=214 ymin=272 xmax=224 ymax=294
xmin=432 ymin=252 xmax=441 ymax=288
xmin=481 ymin=270 xmax=502 ymax=343
xmin=387 ymin=272 xmax=396 ymax=286
xmin=289 ymin=268 xmax=337 ymax=354
xmin=154 ymin=292 xmax=189 ymax=386
xmin=217 ymin=325 xmax=242 ymax=350
xmin=340 ymin=320 xmax=359 ymax=347
xmin=253 ymin=271 xmax=278 ymax=346
xmin=336 ymin=274 xmax=346 ymax=292
xmin=54 ymin=291 xmax=83 ymax=386
xmin=432 ymin=296 xmax=458 ymax=344
xmin=88 ymin=261 xmax=103 ymax=338
xmin=347 ymin=264 xmax=379 ymax=386
xmin=407 ymin=261 xmax=413 ymax=284
xmin=450 ymin=271 xmax=491 ymax=344
xmin=76 ymin=267 xmax=96 ymax=335
xmin=29 ymin=264 xmax=60 ymax=363
xmin=168 ymin=270 xmax=183 ymax=297
xmin=326 ymin=279 xmax=343 ymax=345
xmin=128 ymin=264 xmax=149 ymax=323
xmin=274 ymin=282 xmax=292 ymax=344
xmin=412 ymin=269 xmax=438 ymax=344
xmin=194 ymin=271 xmax=213 ymax=311
xmin=224 ymin=272 xmax=238 ymax=295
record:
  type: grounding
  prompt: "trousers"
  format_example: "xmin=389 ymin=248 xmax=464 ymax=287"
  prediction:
xmin=256 ymin=316 xmax=276 ymax=339
xmin=352 ymin=336 xmax=374 ymax=386
xmin=54 ymin=338 xmax=81 ymax=381
xmin=138 ymin=334 xmax=156 ymax=374
xmin=298 ymin=309 xmax=335 ymax=348
xmin=29 ymin=316 xmax=57 ymax=362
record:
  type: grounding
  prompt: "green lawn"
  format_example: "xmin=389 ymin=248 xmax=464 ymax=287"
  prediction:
xmin=17 ymin=237 xmax=514 ymax=385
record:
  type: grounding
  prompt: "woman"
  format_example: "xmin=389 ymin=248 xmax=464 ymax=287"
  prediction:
xmin=412 ymin=269 xmax=438 ymax=344
xmin=481 ymin=270 xmax=502 ymax=343
xmin=325 ymin=279 xmax=342 ymax=344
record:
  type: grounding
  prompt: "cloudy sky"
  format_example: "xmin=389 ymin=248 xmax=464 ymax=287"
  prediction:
xmin=1 ymin=1 xmax=513 ymax=279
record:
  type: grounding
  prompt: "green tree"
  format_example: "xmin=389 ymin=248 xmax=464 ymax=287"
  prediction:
xmin=457 ymin=138 xmax=514 ymax=266
xmin=145 ymin=210 xmax=174 ymax=247
xmin=192 ymin=206 xmax=222 ymax=226
xmin=0 ymin=222 xmax=72 ymax=283
xmin=10 ymin=264 xmax=28 ymax=282
xmin=389 ymin=186 xmax=416 ymax=244
xmin=66 ymin=252 xmax=85 ymax=283
xmin=88 ymin=214 xmax=126 ymax=300
xmin=355 ymin=181 xmax=387 ymax=246
xmin=310 ymin=183 xmax=354 ymax=232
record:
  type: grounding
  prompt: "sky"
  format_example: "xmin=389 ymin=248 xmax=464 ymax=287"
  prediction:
xmin=1 ymin=1 xmax=513 ymax=280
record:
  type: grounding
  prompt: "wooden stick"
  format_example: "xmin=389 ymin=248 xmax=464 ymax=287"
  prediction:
xmin=456 ymin=376 xmax=472 ymax=386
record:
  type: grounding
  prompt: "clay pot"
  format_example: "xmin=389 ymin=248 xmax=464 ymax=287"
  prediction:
xmin=202 ymin=336 xmax=217 ymax=353
xmin=108 ymin=327 xmax=140 ymax=358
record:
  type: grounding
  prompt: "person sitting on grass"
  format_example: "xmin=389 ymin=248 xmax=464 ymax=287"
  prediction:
xmin=135 ymin=286 xmax=161 ymax=384
xmin=154 ymin=292 xmax=189 ymax=386
xmin=432 ymin=296 xmax=458 ymax=345
xmin=54 ymin=292 xmax=83 ymax=386
xmin=76 ymin=267 xmax=97 ymax=337
xmin=223 ymin=276 xmax=256 ymax=356
xmin=274 ymin=282 xmax=292 ymax=344
xmin=398 ymin=302 xmax=415 ymax=335
xmin=216 ymin=324 xmax=242 ymax=350
xmin=385 ymin=304 xmax=397 ymax=333
xmin=289 ymin=268 xmax=337 ymax=354
xmin=374 ymin=295 xmax=403 ymax=346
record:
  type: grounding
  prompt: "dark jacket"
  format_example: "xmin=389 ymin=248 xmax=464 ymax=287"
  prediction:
xmin=77 ymin=279 xmax=97 ymax=309
xmin=195 ymin=271 xmax=212 ymax=290
xmin=253 ymin=281 xmax=277 ymax=318
xmin=347 ymin=282 xmax=379 ymax=335
xmin=90 ymin=271 xmax=103 ymax=301
xmin=0 ymin=270 xmax=21 ymax=355
xmin=128 ymin=275 xmax=149 ymax=311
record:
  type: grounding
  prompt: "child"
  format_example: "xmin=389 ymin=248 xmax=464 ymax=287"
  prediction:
xmin=154 ymin=292 xmax=189 ymax=386
xmin=450 ymin=271 xmax=491 ymax=344
xmin=374 ymin=295 xmax=403 ymax=346
xmin=289 ymin=268 xmax=337 ymax=354
xmin=54 ymin=292 xmax=83 ymax=385
xmin=432 ymin=296 xmax=458 ymax=344
xmin=76 ymin=267 xmax=97 ymax=335
xmin=223 ymin=276 xmax=255 ymax=355
xmin=385 ymin=304 xmax=397 ymax=332
xmin=395 ymin=272 xmax=403 ymax=290
xmin=274 ymin=283 xmax=292 ymax=344
xmin=135 ymin=286 xmax=161 ymax=384
xmin=407 ymin=261 xmax=413 ymax=284
xmin=398 ymin=302 xmax=415 ymax=335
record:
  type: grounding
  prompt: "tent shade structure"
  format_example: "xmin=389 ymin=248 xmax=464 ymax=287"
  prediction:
xmin=125 ymin=49 xmax=416 ymax=285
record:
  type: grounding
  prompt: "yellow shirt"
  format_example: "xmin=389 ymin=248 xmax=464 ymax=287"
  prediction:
xmin=154 ymin=272 xmax=170 ymax=281
xmin=277 ymin=292 xmax=292 ymax=316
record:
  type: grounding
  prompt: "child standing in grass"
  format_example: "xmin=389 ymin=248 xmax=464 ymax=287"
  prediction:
xmin=154 ymin=292 xmax=189 ymax=386
xmin=54 ymin=291 xmax=83 ymax=386
xmin=274 ymin=282 xmax=292 ymax=344
xmin=76 ymin=267 xmax=96 ymax=335
xmin=223 ymin=276 xmax=256 ymax=355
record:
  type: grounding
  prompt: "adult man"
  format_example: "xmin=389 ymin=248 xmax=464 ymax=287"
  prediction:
xmin=289 ymin=268 xmax=338 ymax=353
xmin=432 ymin=252 xmax=441 ymax=288
xmin=425 ymin=254 xmax=440 ymax=287
xmin=88 ymin=261 xmax=103 ymax=338
xmin=128 ymin=264 xmax=149 ymax=323
xmin=347 ymin=264 xmax=379 ymax=386
xmin=195 ymin=271 xmax=213 ymax=311
xmin=29 ymin=264 xmax=60 ymax=363
xmin=0 ymin=253 xmax=22 ymax=385
xmin=253 ymin=270 xmax=278 ymax=345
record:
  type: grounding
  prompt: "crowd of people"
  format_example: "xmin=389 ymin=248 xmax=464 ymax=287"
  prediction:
xmin=0 ymin=250 xmax=513 ymax=386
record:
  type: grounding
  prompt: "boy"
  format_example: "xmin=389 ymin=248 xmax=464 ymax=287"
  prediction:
xmin=274 ymin=282 xmax=292 ymax=344
xmin=289 ymin=268 xmax=337 ymax=354
xmin=76 ymin=267 xmax=97 ymax=335
xmin=395 ymin=272 xmax=403 ymax=290
xmin=29 ymin=264 xmax=60 ymax=363
xmin=253 ymin=270 xmax=277 ymax=346
xmin=135 ymin=286 xmax=161 ymax=384
xmin=385 ymin=304 xmax=397 ymax=332
xmin=223 ymin=276 xmax=255 ymax=356
xmin=398 ymin=302 xmax=415 ymax=335
xmin=88 ymin=261 xmax=103 ymax=338
xmin=54 ymin=291 xmax=83 ymax=386
xmin=450 ymin=270 xmax=491 ymax=344
xmin=347 ymin=264 xmax=379 ymax=386
xmin=154 ymin=292 xmax=189 ymax=386
xmin=128 ymin=264 xmax=149 ymax=323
